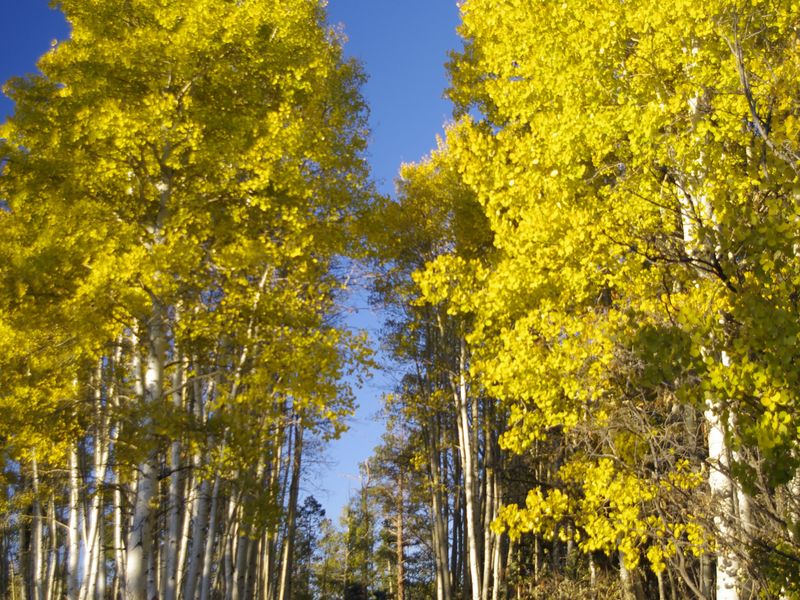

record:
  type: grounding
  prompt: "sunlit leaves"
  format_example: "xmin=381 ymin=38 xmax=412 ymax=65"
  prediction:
xmin=0 ymin=0 xmax=371 ymax=485
xmin=413 ymin=0 xmax=800 ymax=582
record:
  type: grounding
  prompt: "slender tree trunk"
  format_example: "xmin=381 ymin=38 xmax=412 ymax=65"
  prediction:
xmin=678 ymin=159 xmax=749 ymax=600
xmin=453 ymin=336 xmax=481 ymax=600
xmin=232 ymin=521 xmax=248 ymax=600
xmin=244 ymin=532 xmax=260 ymax=600
xmin=182 ymin=475 xmax=208 ymax=600
xmin=699 ymin=554 xmax=713 ymax=600
xmin=176 ymin=474 xmax=193 ymax=600
xmin=619 ymin=552 xmax=637 ymax=600
xmin=199 ymin=474 xmax=221 ymax=600
xmin=67 ymin=446 xmax=80 ymax=600
xmin=452 ymin=456 xmax=464 ymax=596
xmin=260 ymin=529 xmax=274 ymax=600
xmin=149 ymin=496 xmax=159 ymax=600
xmin=30 ymin=455 xmax=44 ymax=600
xmin=221 ymin=492 xmax=239 ymax=600
xmin=429 ymin=417 xmax=452 ymax=600
xmin=482 ymin=424 xmax=497 ymax=600
xmin=396 ymin=470 xmax=405 ymax=600
xmin=490 ymin=530 xmax=502 ymax=600
xmin=277 ymin=422 xmax=303 ymax=600
xmin=490 ymin=474 xmax=503 ymax=600
xmin=44 ymin=495 xmax=57 ymax=600
xmin=1 ymin=521 xmax=8 ymax=600
xmin=96 ymin=518 xmax=106 ymax=600
xmin=183 ymin=372 xmax=214 ymax=600
xmin=705 ymin=394 xmax=740 ymax=600
xmin=165 ymin=353 xmax=184 ymax=600
xmin=83 ymin=364 xmax=111 ymax=600
xmin=107 ymin=343 xmax=126 ymax=600
xmin=126 ymin=446 xmax=158 ymax=600
xmin=175 ymin=359 xmax=197 ymax=598
xmin=505 ymin=538 xmax=515 ymax=600
xmin=262 ymin=426 xmax=284 ymax=600
xmin=113 ymin=462 xmax=127 ymax=600
xmin=657 ymin=570 xmax=666 ymax=600
xmin=10 ymin=560 xmax=17 ymax=600
xmin=126 ymin=317 xmax=165 ymax=600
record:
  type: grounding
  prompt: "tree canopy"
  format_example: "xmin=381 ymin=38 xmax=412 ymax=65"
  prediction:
xmin=2 ymin=1 xmax=800 ymax=599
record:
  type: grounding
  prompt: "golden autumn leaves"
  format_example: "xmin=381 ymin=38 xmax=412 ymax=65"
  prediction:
xmin=401 ymin=0 xmax=800 ymax=589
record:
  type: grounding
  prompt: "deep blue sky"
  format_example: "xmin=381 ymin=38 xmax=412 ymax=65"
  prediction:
xmin=0 ymin=0 xmax=461 ymax=520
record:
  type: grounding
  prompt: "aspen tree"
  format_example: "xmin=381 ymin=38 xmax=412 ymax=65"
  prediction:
xmin=1 ymin=1 xmax=370 ymax=598
xmin=411 ymin=0 xmax=800 ymax=595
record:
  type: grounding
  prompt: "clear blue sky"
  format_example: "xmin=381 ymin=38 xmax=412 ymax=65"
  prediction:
xmin=0 ymin=1 xmax=461 ymax=520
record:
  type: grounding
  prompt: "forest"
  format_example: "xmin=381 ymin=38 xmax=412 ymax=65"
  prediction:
xmin=1 ymin=0 xmax=799 ymax=599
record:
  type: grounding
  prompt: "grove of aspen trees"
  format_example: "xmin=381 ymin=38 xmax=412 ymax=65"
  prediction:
xmin=1 ymin=1 xmax=799 ymax=599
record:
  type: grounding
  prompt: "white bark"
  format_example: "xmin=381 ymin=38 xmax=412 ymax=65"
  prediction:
xmin=259 ymin=528 xmax=273 ymax=600
xmin=113 ymin=453 xmax=127 ymax=599
xmin=453 ymin=337 xmax=481 ymax=600
xmin=182 ymin=476 xmax=208 ymax=600
xmin=198 ymin=474 xmax=221 ymax=600
xmin=482 ymin=433 xmax=497 ymax=600
xmin=67 ymin=447 xmax=80 ymax=600
xmin=126 ymin=460 xmax=157 ymax=600
xmin=232 ymin=533 xmax=249 ymax=600
xmin=490 ymin=474 xmax=503 ymax=600
xmin=183 ymin=376 xmax=214 ymax=600
xmin=277 ymin=423 xmax=303 ymax=600
xmin=82 ymin=365 xmax=111 ymax=600
xmin=175 ymin=365 xmax=196 ymax=598
xmin=396 ymin=470 xmax=405 ymax=600
xmin=619 ymin=552 xmax=638 ymax=600
xmin=165 ymin=354 xmax=184 ymax=600
xmin=678 ymin=157 xmax=748 ymax=599
xmin=44 ymin=495 xmax=57 ymax=600
xmin=222 ymin=493 xmax=240 ymax=600
xmin=126 ymin=319 xmax=165 ymax=600
xmin=96 ymin=519 xmax=106 ymax=600
xmin=705 ymin=395 xmax=740 ymax=600
xmin=30 ymin=455 xmax=43 ymax=600
xmin=429 ymin=426 xmax=452 ymax=600
xmin=262 ymin=432 xmax=284 ymax=600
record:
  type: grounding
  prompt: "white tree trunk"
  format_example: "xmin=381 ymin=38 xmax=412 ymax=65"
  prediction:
xmin=491 ymin=475 xmax=503 ymax=600
xmin=82 ymin=365 xmax=111 ymax=600
xmin=113 ymin=456 xmax=127 ymax=599
xmin=705 ymin=397 xmax=740 ymax=600
xmin=182 ymin=475 xmax=208 ymax=600
xmin=277 ymin=423 xmax=303 ymax=600
xmin=482 ymin=432 xmax=497 ymax=600
xmin=428 ymin=417 xmax=452 ymax=600
xmin=67 ymin=447 xmax=80 ymax=600
xmin=396 ymin=471 xmax=405 ymax=600
xmin=453 ymin=337 xmax=481 ymax=600
xmin=30 ymin=455 xmax=44 ymax=600
xmin=126 ymin=460 xmax=157 ymax=600
xmin=619 ymin=551 xmax=641 ymax=600
xmin=44 ymin=495 xmax=57 ymax=600
xmin=126 ymin=319 xmax=165 ymax=600
xmin=199 ymin=474 xmax=221 ymax=600
xmin=222 ymin=493 xmax=240 ymax=600
xmin=165 ymin=354 xmax=184 ymax=600
xmin=678 ymin=164 xmax=748 ymax=600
